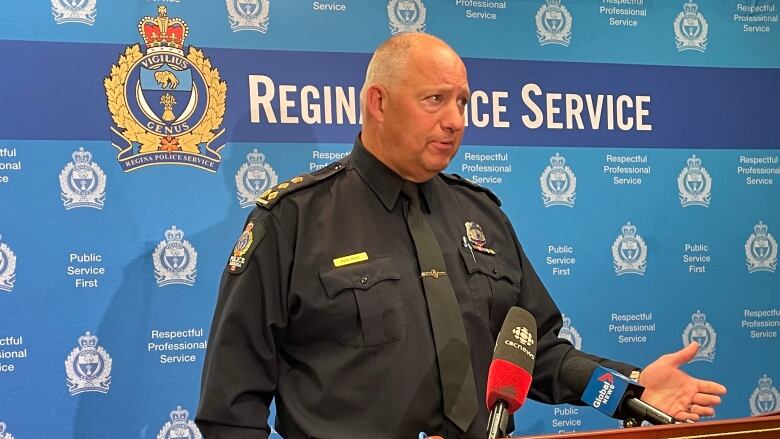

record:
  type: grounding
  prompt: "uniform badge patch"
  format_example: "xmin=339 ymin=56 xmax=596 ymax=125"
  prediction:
xmin=229 ymin=220 xmax=265 ymax=274
xmin=465 ymin=221 xmax=496 ymax=255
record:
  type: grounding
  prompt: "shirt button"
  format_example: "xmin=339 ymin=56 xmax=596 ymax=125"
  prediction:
xmin=491 ymin=267 xmax=498 ymax=274
xmin=360 ymin=276 xmax=368 ymax=284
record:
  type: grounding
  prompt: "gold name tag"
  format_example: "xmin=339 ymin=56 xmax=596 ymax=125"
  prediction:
xmin=333 ymin=252 xmax=368 ymax=267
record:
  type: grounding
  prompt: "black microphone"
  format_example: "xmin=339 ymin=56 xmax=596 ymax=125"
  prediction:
xmin=485 ymin=307 xmax=537 ymax=439
xmin=562 ymin=356 xmax=674 ymax=427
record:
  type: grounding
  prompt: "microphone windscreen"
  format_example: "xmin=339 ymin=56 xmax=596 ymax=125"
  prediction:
xmin=486 ymin=307 xmax=538 ymax=413
xmin=561 ymin=356 xmax=599 ymax=395
xmin=486 ymin=359 xmax=532 ymax=413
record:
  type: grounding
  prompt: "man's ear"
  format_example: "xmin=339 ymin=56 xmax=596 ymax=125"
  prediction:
xmin=365 ymin=85 xmax=387 ymax=123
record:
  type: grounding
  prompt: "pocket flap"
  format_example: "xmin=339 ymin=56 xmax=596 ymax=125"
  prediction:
xmin=318 ymin=256 xmax=401 ymax=298
xmin=458 ymin=247 xmax=520 ymax=284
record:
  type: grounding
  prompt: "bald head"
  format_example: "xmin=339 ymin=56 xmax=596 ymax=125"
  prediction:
xmin=360 ymin=33 xmax=458 ymax=116
xmin=359 ymin=34 xmax=470 ymax=182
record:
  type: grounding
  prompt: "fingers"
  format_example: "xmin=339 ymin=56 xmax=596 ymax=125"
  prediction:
xmin=666 ymin=342 xmax=700 ymax=367
xmin=697 ymin=379 xmax=728 ymax=396
xmin=674 ymin=410 xmax=701 ymax=422
xmin=692 ymin=392 xmax=722 ymax=408
xmin=690 ymin=403 xmax=715 ymax=417
xmin=673 ymin=403 xmax=713 ymax=423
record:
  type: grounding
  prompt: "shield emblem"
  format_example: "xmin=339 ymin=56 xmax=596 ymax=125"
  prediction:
xmin=691 ymin=327 xmax=709 ymax=347
xmin=685 ymin=171 xmax=704 ymax=194
xmin=758 ymin=392 xmax=776 ymax=412
xmin=548 ymin=170 xmax=568 ymax=193
xmin=137 ymin=66 xmax=195 ymax=124
xmin=753 ymin=238 xmax=770 ymax=260
xmin=164 ymin=246 xmax=188 ymax=270
xmin=683 ymin=17 xmax=700 ymax=38
xmin=620 ymin=239 xmax=639 ymax=262
xmin=0 ymin=252 xmax=6 ymax=274
xmin=544 ymin=10 xmax=563 ymax=32
xmin=77 ymin=352 xmax=101 ymax=378
xmin=169 ymin=427 xmax=193 ymax=439
xmin=236 ymin=0 xmax=260 ymax=16
xmin=60 ymin=0 xmax=88 ymax=8
xmin=70 ymin=167 xmax=96 ymax=193
xmin=246 ymin=167 xmax=270 ymax=193
xmin=466 ymin=222 xmax=487 ymax=248
xmin=396 ymin=0 xmax=418 ymax=24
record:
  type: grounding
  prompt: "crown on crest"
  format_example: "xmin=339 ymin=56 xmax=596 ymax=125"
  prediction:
xmin=171 ymin=406 xmax=190 ymax=423
xmin=247 ymin=149 xmax=266 ymax=165
xmin=138 ymin=6 xmax=189 ymax=54
xmin=692 ymin=310 xmax=706 ymax=325
xmin=550 ymin=153 xmax=566 ymax=168
xmin=686 ymin=155 xmax=702 ymax=170
xmin=562 ymin=315 xmax=571 ymax=328
xmin=755 ymin=222 xmax=769 ymax=237
xmin=759 ymin=375 xmax=773 ymax=390
xmin=72 ymin=147 xmax=93 ymax=165
xmin=683 ymin=0 xmax=698 ymax=14
xmin=0 ymin=422 xmax=6 ymax=434
xmin=78 ymin=331 xmax=98 ymax=349
xmin=621 ymin=222 xmax=637 ymax=237
xmin=546 ymin=0 xmax=562 ymax=6
xmin=165 ymin=226 xmax=184 ymax=243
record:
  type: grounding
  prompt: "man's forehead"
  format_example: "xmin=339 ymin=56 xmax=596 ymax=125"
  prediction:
xmin=404 ymin=45 xmax=468 ymax=88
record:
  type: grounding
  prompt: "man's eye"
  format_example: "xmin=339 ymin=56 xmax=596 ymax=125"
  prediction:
xmin=457 ymin=97 xmax=469 ymax=107
xmin=427 ymin=95 xmax=443 ymax=103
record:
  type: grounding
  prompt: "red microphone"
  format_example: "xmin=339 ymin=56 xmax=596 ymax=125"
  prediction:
xmin=486 ymin=307 xmax=537 ymax=439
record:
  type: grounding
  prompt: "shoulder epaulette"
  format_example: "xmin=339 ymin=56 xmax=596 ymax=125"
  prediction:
xmin=439 ymin=173 xmax=501 ymax=206
xmin=256 ymin=161 xmax=346 ymax=209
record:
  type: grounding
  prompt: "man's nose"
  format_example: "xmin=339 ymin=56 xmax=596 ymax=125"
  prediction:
xmin=441 ymin=100 xmax=465 ymax=132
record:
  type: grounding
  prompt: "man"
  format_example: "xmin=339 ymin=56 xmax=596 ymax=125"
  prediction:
xmin=196 ymin=33 xmax=726 ymax=438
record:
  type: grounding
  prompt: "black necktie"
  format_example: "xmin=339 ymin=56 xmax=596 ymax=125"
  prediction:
xmin=401 ymin=181 xmax=478 ymax=432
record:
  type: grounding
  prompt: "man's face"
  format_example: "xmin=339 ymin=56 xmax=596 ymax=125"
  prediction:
xmin=379 ymin=45 xmax=470 ymax=182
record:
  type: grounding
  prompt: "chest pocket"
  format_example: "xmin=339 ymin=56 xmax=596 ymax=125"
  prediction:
xmin=458 ymin=247 xmax=522 ymax=333
xmin=318 ymin=257 xmax=404 ymax=348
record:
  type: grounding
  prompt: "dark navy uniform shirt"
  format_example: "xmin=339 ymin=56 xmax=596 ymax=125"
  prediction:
xmin=195 ymin=138 xmax=636 ymax=438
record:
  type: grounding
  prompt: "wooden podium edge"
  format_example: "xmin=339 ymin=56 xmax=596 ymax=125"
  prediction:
xmin=515 ymin=414 xmax=780 ymax=439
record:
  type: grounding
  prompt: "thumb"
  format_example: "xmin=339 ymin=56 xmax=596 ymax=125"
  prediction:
xmin=667 ymin=342 xmax=699 ymax=366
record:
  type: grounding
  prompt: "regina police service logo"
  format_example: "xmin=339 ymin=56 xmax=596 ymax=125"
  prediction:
xmin=388 ymin=0 xmax=427 ymax=34
xmin=0 ymin=235 xmax=16 ymax=293
xmin=226 ymin=0 xmax=270 ymax=33
xmin=105 ymin=6 xmax=227 ymax=172
xmin=157 ymin=406 xmax=203 ymax=439
xmin=52 ymin=0 xmax=97 ymax=26
xmin=745 ymin=221 xmax=778 ymax=273
xmin=678 ymin=155 xmax=711 ymax=208
xmin=65 ymin=331 xmax=112 ymax=395
xmin=558 ymin=314 xmax=582 ymax=350
xmin=682 ymin=310 xmax=716 ymax=363
xmin=59 ymin=147 xmax=107 ymax=210
xmin=612 ymin=222 xmax=647 ymax=276
xmin=540 ymin=153 xmax=576 ymax=207
xmin=236 ymin=149 xmax=278 ymax=208
xmin=674 ymin=0 xmax=708 ymax=52
xmin=750 ymin=375 xmax=780 ymax=415
xmin=154 ymin=226 xmax=198 ymax=287
xmin=535 ymin=0 xmax=572 ymax=47
xmin=0 ymin=422 xmax=14 ymax=439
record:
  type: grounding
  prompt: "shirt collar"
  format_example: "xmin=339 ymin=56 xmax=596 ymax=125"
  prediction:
xmin=350 ymin=135 xmax=434 ymax=212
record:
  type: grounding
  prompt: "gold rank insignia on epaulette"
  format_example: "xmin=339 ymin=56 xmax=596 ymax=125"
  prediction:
xmin=256 ymin=175 xmax=307 ymax=207
xmin=255 ymin=162 xmax=347 ymax=209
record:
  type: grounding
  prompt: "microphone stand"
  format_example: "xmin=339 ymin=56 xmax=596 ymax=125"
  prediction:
xmin=487 ymin=400 xmax=508 ymax=439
